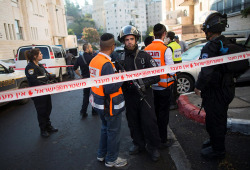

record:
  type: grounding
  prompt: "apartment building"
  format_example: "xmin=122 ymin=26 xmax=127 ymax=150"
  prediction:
xmin=92 ymin=0 xmax=106 ymax=32
xmin=162 ymin=0 xmax=250 ymax=41
xmin=146 ymin=0 xmax=162 ymax=27
xmin=104 ymin=0 xmax=147 ymax=40
xmin=0 ymin=0 xmax=68 ymax=59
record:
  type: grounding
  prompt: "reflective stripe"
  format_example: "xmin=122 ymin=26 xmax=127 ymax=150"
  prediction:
xmin=159 ymin=77 xmax=175 ymax=82
xmin=114 ymin=101 xmax=125 ymax=110
xmin=92 ymin=102 xmax=104 ymax=110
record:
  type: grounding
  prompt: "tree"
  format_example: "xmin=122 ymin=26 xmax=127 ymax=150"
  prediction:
xmin=82 ymin=28 xmax=100 ymax=43
xmin=146 ymin=26 xmax=154 ymax=36
xmin=68 ymin=28 xmax=75 ymax=35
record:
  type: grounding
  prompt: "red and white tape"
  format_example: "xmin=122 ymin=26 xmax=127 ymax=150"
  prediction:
xmin=0 ymin=51 xmax=249 ymax=103
xmin=14 ymin=65 xmax=74 ymax=70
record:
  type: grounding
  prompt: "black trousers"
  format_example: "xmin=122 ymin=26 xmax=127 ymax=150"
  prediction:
xmin=32 ymin=95 xmax=52 ymax=131
xmin=124 ymin=88 xmax=161 ymax=149
xmin=154 ymin=86 xmax=172 ymax=143
xmin=202 ymin=86 xmax=234 ymax=151
xmin=81 ymin=87 xmax=90 ymax=114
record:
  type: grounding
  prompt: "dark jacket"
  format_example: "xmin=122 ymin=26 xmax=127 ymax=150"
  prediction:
xmin=115 ymin=45 xmax=160 ymax=92
xmin=195 ymin=35 xmax=235 ymax=98
xmin=74 ymin=52 xmax=94 ymax=78
xmin=25 ymin=61 xmax=50 ymax=87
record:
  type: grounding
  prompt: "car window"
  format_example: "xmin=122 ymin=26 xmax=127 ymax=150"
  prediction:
xmin=18 ymin=47 xmax=32 ymax=60
xmin=52 ymin=47 xmax=63 ymax=58
xmin=0 ymin=64 xmax=7 ymax=74
xmin=18 ymin=47 xmax=50 ymax=60
xmin=182 ymin=45 xmax=204 ymax=61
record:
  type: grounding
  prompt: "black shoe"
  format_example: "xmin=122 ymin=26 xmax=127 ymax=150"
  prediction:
xmin=129 ymin=144 xmax=145 ymax=155
xmin=146 ymin=145 xmax=160 ymax=162
xmin=159 ymin=139 xmax=174 ymax=149
xmin=47 ymin=126 xmax=58 ymax=133
xmin=202 ymin=139 xmax=211 ymax=149
xmin=170 ymin=104 xmax=178 ymax=110
xmin=41 ymin=130 xmax=50 ymax=138
xmin=201 ymin=146 xmax=225 ymax=159
xmin=80 ymin=112 xmax=88 ymax=118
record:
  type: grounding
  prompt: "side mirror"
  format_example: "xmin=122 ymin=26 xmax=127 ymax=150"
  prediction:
xmin=8 ymin=67 xmax=15 ymax=73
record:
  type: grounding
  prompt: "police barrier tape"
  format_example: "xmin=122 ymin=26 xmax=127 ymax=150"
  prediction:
xmin=0 ymin=51 xmax=249 ymax=103
xmin=14 ymin=65 xmax=74 ymax=70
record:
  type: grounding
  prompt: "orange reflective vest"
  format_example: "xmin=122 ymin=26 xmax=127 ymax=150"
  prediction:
xmin=145 ymin=40 xmax=175 ymax=88
xmin=89 ymin=53 xmax=125 ymax=116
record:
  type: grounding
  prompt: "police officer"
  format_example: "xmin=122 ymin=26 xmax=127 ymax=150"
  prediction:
xmin=25 ymin=48 xmax=58 ymax=138
xmin=74 ymin=43 xmax=97 ymax=118
xmin=166 ymin=31 xmax=182 ymax=109
xmin=89 ymin=33 xmax=127 ymax=168
xmin=145 ymin=23 xmax=175 ymax=148
xmin=194 ymin=12 xmax=235 ymax=159
xmin=116 ymin=25 xmax=161 ymax=161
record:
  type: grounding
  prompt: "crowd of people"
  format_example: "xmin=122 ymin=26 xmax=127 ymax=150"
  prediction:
xmin=24 ymin=11 xmax=242 ymax=168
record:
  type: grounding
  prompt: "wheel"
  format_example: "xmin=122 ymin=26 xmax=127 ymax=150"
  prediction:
xmin=177 ymin=74 xmax=194 ymax=94
xmin=58 ymin=68 xmax=63 ymax=82
xmin=17 ymin=82 xmax=30 ymax=105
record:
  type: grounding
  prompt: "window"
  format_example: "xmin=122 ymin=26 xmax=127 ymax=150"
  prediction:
xmin=4 ymin=23 xmax=9 ymax=40
xmin=212 ymin=0 xmax=249 ymax=14
xmin=0 ymin=65 xmax=7 ymax=74
xmin=52 ymin=47 xmax=63 ymax=58
xmin=14 ymin=20 xmax=23 ymax=40
xmin=8 ymin=24 xmax=13 ymax=40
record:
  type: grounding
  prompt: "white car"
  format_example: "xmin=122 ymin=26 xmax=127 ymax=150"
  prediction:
xmin=0 ymin=60 xmax=29 ymax=106
xmin=177 ymin=37 xmax=250 ymax=94
xmin=15 ymin=45 xmax=67 ymax=82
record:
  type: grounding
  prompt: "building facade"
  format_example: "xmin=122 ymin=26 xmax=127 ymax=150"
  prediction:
xmin=92 ymin=0 xmax=106 ymax=32
xmin=146 ymin=0 xmax=162 ymax=28
xmin=162 ymin=0 xmax=250 ymax=40
xmin=0 ymin=0 xmax=68 ymax=59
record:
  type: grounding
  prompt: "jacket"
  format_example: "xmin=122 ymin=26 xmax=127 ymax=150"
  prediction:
xmin=167 ymin=41 xmax=182 ymax=63
xmin=89 ymin=52 xmax=125 ymax=116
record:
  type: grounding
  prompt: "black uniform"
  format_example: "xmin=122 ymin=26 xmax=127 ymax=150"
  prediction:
xmin=74 ymin=52 xmax=95 ymax=115
xmin=195 ymin=35 xmax=236 ymax=152
xmin=116 ymin=45 xmax=161 ymax=150
xmin=25 ymin=62 xmax=53 ymax=132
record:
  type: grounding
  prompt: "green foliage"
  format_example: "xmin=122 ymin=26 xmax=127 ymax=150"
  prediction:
xmin=241 ymin=6 xmax=250 ymax=18
xmin=65 ymin=0 xmax=96 ymax=38
xmin=68 ymin=28 xmax=74 ymax=35
xmin=82 ymin=28 xmax=100 ymax=43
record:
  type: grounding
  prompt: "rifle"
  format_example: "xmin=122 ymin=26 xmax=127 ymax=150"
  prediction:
xmin=115 ymin=60 xmax=151 ymax=108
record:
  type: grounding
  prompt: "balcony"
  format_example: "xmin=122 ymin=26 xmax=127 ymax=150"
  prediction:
xmin=178 ymin=0 xmax=194 ymax=6
xmin=164 ymin=10 xmax=192 ymax=26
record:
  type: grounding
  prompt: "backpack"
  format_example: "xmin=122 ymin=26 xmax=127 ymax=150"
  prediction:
xmin=220 ymin=40 xmax=249 ymax=78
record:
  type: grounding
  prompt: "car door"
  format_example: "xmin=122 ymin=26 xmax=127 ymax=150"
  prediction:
xmin=0 ymin=64 xmax=17 ymax=92
xmin=52 ymin=47 xmax=67 ymax=75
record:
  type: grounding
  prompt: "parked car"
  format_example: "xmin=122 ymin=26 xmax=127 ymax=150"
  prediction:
xmin=177 ymin=36 xmax=250 ymax=94
xmin=0 ymin=60 xmax=29 ymax=107
xmin=186 ymin=38 xmax=207 ymax=49
xmin=15 ymin=45 xmax=67 ymax=82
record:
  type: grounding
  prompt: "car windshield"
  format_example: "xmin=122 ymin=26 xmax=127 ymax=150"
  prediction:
xmin=18 ymin=47 xmax=50 ymax=60
xmin=182 ymin=44 xmax=205 ymax=61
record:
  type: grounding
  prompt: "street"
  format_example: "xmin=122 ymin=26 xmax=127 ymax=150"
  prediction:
xmin=0 ymin=78 xmax=250 ymax=170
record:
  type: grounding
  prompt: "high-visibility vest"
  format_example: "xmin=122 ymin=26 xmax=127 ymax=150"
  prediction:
xmin=89 ymin=53 xmax=125 ymax=116
xmin=145 ymin=40 xmax=175 ymax=88
xmin=168 ymin=41 xmax=182 ymax=63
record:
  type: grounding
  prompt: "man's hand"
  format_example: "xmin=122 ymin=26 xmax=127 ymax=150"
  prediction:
xmin=194 ymin=88 xmax=201 ymax=96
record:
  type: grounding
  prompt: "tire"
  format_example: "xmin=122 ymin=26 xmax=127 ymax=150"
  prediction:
xmin=17 ymin=82 xmax=30 ymax=105
xmin=177 ymin=74 xmax=194 ymax=94
xmin=58 ymin=68 xmax=63 ymax=82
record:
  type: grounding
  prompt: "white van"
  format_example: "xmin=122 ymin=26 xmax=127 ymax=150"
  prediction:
xmin=15 ymin=45 xmax=67 ymax=81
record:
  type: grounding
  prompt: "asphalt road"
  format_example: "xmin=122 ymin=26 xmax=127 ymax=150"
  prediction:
xmin=0 ymin=88 xmax=176 ymax=170
xmin=169 ymin=109 xmax=250 ymax=170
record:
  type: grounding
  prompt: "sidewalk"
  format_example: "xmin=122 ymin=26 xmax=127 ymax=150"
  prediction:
xmin=177 ymin=86 xmax=250 ymax=135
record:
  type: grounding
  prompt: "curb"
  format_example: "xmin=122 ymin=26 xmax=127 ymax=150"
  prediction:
xmin=177 ymin=95 xmax=205 ymax=124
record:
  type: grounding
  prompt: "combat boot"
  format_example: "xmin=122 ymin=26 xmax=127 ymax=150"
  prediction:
xmin=201 ymin=146 xmax=225 ymax=159
xmin=41 ymin=130 xmax=50 ymax=138
xmin=202 ymin=139 xmax=211 ymax=149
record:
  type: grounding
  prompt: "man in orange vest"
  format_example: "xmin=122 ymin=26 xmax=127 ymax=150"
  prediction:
xmin=89 ymin=33 xmax=127 ymax=168
xmin=145 ymin=23 xmax=175 ymax=148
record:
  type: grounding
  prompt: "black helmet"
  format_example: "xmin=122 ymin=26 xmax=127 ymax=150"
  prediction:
xmin=201 ymin=12 xmax=228 ymax=33
xmin=118 ymin=25 xmax=140 ymax=43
